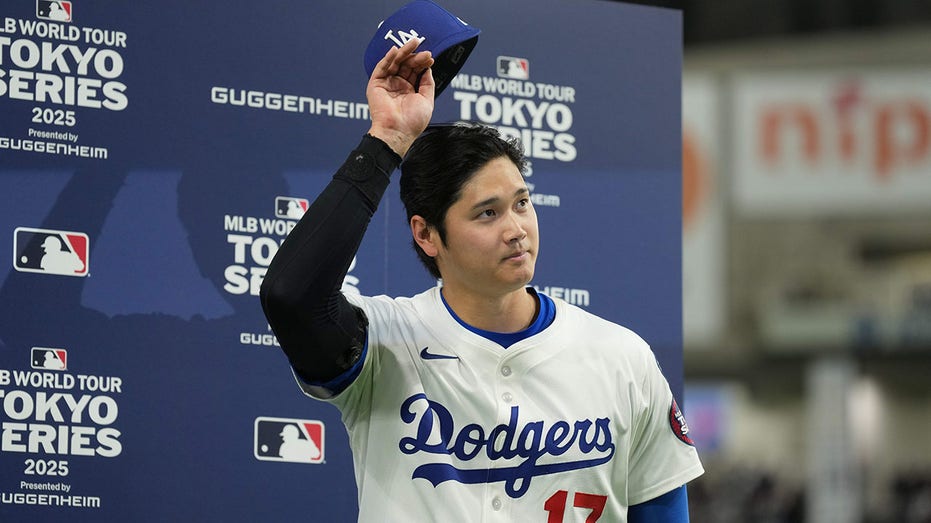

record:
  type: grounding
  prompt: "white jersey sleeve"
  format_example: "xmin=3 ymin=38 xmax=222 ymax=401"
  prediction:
xmin=625 ymin=346 xmax=705 ymax=505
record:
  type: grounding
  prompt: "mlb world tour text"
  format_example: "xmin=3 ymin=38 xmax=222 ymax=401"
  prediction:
xmin=0 ymin=369 xmax=123 ymax=460
xmin=0 ymin=18 xmax=128 ymax=112
xmin=450 ymin=73 xmax=578 ymax=162
xmin=224 ymin=215 xmax=298 ymax=297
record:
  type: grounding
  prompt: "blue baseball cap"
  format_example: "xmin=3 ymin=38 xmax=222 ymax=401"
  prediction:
xmin=364 ymin=0 xmax=480 ymax=97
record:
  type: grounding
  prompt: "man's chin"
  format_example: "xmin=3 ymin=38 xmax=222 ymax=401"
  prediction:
xmin=506 ymin=267 xmax=535 ymax=290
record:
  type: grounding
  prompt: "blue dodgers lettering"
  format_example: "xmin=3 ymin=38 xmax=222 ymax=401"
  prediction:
xmin=398 ymin=394 xmax=615 ymax=498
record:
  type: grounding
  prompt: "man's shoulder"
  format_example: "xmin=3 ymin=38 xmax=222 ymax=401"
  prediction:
xmin=546 ymin=294 xmax=651 ymax=352
xmin=550 ymin=295 xmax=639 ymax=333
xmin=345 ymin=287 xmax=440 ymax=318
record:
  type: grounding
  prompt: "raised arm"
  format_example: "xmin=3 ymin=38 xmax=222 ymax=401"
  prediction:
xmin=259 ymin=39 xmax=434 ymax=386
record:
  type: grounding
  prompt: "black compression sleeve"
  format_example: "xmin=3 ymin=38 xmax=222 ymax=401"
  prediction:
xmin=260 ymin=135 xmax=401 ymax=382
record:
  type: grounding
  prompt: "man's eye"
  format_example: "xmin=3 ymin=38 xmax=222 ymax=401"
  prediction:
xmin=481 ymin=209 xmax=496 ymax=218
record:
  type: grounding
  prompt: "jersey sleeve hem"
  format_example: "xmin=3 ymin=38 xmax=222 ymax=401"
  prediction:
xmin=292 ymin=367 xmax=337 ymax=399
xmin=627 ymin=462 xmax=705 ymax=506
xmin=291 ymin=338 xmax=368 ymax=400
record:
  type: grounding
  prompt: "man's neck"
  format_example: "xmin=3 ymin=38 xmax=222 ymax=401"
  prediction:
xmin=440 ymin=285 xmax=538 ymax=333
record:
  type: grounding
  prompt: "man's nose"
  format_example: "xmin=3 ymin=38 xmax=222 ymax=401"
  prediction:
xmin=504 ymin=212 xmax=528 ymax=243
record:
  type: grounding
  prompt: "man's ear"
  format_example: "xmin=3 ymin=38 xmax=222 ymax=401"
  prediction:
xmin=410 ymin=215 xmax=440 ymax=257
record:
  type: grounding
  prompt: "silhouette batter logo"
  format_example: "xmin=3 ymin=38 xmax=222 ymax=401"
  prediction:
xmin=254 ymin=417 xmax=324 ymax=464
xmin=31 ymin=347 xmax=68 ymax=371
xmin=275 ymin=197 xmax=309 ymax=220
xmin=36 ymin=0 xmax=72 ymax=22
xmin=497 ymin=56 xmax=529 ymax=80
xmin=13 ymin=227 xmax=89 ymax=277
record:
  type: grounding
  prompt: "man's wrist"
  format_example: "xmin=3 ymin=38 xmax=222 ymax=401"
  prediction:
xmin=367 ymin=126 xmax=416 ymax=158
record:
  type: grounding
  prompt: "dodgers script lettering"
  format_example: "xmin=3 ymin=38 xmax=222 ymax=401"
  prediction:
xmin=398 ymin=394 xmax=615 ymax=498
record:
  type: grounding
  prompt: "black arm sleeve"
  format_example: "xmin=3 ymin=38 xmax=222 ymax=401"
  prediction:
xmin=259 ymin=135 xmax=401 ymax=382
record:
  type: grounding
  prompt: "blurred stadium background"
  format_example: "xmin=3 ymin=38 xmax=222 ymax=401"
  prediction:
xmin=626 ymin=1 xmax=931 ymax=521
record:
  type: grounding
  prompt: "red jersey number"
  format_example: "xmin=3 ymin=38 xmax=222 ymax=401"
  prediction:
xmin=544 ymin=490 xmax=608 ymax=522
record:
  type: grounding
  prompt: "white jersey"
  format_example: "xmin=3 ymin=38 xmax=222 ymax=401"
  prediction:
xmin=297 ymin=287 xmax=703 ymax=522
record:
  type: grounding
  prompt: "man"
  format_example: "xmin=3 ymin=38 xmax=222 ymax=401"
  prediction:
xmin=261 ymin=38 xmax=703 ymax=521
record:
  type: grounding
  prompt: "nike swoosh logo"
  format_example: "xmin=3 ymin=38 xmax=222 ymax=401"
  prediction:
xmin=420 ymin=347 xmax=459 ymax=360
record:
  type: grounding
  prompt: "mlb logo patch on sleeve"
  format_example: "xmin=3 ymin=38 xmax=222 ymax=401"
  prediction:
xmin=13 ymin=227 xmax=89 ymax=277
xmin=254 ymin=417 xmax=325 ymax=464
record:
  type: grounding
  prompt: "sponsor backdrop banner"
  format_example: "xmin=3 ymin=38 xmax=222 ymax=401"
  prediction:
xmin=0 ymin=0 xmax=682 ymax=520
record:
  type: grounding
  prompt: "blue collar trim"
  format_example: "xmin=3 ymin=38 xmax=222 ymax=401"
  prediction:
xmin=441 ymin=287 xmax=556 ymax=348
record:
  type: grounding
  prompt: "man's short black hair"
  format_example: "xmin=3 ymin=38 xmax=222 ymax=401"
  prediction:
xmin=399 ymin=122 xmax=527 ymax=279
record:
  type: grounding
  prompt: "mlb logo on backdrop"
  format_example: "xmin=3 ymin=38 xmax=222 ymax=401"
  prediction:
xmin=32 ymin=347 xmax=68 ymax=371
xmin=36 ymin=0 xmax=72 ymax=22
xmin=13 ymin=227 xmax=89 ymax=277
xmin=254 ymin=417 xmax=324 ymax=464
xmin=275 ymin=197 xmax=309 ymax=220
xmin=497 ymin=56 xmax=529 ymax=80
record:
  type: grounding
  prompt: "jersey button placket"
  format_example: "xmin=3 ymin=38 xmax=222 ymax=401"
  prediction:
xmin=499 ymin=365 xmax=515 ymax=405
xmin=491 ymin=361 xmax=515 ymax=519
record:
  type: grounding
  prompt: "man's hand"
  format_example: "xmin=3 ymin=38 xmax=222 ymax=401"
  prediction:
xmin=366 ymin=37 xmax=435 ymax=157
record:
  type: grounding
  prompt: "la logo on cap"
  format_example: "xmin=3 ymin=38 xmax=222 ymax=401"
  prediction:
xmin=364 ymin=0 xmax=480 ymax=97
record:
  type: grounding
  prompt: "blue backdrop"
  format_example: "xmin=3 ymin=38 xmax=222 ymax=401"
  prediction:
xmin=0 ymin=0 xmax=682 ymax=520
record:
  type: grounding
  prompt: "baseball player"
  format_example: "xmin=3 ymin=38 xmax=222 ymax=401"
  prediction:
xmin=261 ymin=36 xmax=703 ymax=522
